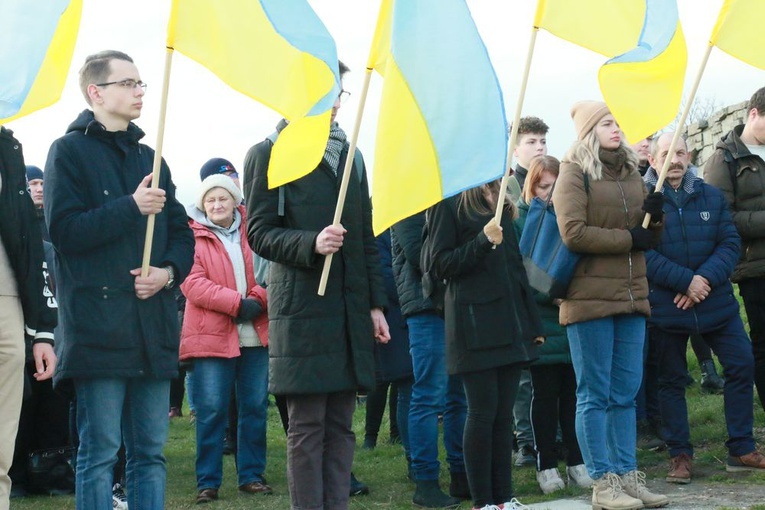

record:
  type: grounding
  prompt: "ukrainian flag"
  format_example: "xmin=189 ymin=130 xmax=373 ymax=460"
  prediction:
xmin=598 ymin=0 xmax=687 ymax=144
xmin=535 ymin=0 xmax=645 ymax=58
xmin=0 ymin=0 xmax=81 ymax=123
xmin=168 ymin=0 xmax=340 ymax=187
xmin=711 ymin=0 xmax=765 ymax=70
xmin=369 ymin=0 xmax=507 ymax=235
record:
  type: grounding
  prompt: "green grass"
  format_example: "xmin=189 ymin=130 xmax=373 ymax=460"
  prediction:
xmin=11 ymin=381 xmax=765 ymax=509
xmin=10 ymin=289 xmax=764 ymax=509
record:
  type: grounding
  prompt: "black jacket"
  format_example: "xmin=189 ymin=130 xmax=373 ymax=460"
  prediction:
xmin=390 ymin=212 xmax=435 ymax=317
xmin=244 ymin=130 xmax=386 ymax=395
xmin=428 ymin=196 xmax=542 ymax=375
xmin=0 ymin=127 xmax=55 ymax=345
xmin=44 ymin=110 xmax=194 ymax=384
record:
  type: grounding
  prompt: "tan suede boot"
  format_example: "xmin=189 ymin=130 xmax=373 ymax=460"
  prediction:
xmin=619 ymin=470 xmax=669 ymax=508
xmin=591 ymin=473 xmax=644 ymax=510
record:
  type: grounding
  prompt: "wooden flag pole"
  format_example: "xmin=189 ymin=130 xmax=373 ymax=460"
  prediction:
xmin=642 ymin=43 xmax=713 ymax=228
xmin=317 ymin=68 xmax=374 ymax=295
xmin=495 ymin=26 xmax=540 ymax=224
xmin=141 ymin=47 xmax=174 ymax=277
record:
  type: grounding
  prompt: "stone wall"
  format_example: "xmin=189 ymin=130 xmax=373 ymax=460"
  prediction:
xmin=685 ymin=101 xmax=747 ymax=170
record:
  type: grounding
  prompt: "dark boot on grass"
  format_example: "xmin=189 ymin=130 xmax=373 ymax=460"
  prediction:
xmin=412 ymin=479 xmax=460 ymax=508
xmin=449 ymin=470 xmax=470 ymax=500
xmin=700 ymin=359 xmax=724 ymax=394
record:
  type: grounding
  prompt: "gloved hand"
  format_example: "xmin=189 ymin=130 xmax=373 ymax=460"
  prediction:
xmin=629 ymin=226 xmax=656 ymax=251
xmin=236 ymin=298 xmax=263 ymax=323
xmin=642 ymin=191 xmax=665 ymax=223
xmin=483 ymin=218 xmax=503 ymax=245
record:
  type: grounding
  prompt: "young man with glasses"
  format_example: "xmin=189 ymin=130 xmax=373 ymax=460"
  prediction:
xmin=44 ymin=50 xmax=194 ymax=509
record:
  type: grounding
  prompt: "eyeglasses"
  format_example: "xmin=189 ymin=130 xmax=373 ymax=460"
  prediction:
xmin=95 ymin=79 xmax=147 ymax=91
xmin=337 ymin=89 xmax=351 ymax=104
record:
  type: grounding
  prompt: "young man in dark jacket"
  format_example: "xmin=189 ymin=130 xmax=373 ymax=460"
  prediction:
xmin=704 ymin=86 xmax=765 ymax=413
xmin=244 ymin=61 xmax=389 ymax=510
xmin=44 ymin=50 xmax=194 ymax=509
xmin=0 ymin=126 xmax=56 ymax=510
xmin=644 ymin=132 xmax=765 ymax=484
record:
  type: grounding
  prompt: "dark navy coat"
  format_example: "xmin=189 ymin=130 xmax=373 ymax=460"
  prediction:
xmin=45 ymin=111 xmax=194 ymax=384
xmin=644 ymin=171 xmax=741 ymax=334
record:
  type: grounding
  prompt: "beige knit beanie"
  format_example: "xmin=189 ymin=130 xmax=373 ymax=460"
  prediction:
xmin=571 ymin=101 xmax=611 ymax=140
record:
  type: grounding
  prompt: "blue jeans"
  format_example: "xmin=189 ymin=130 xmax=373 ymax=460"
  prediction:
xmin=407 ymin=312 xmax=466 ymax=480
xmin=191 ymin=347 xmax=269 ymax=489
xmin=567 ymin=314 xmax=645 ymax=480
xmin=74 ymin=377 xmax=169 ymax=510
xmin=655 ymin=319 xmax=755 ymax=458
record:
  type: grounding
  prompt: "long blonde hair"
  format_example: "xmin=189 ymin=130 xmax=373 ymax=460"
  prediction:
xmin=457 ymin=179 xmax=517 ymax=221
xmin=563 ymin=129 xmax=638 ymax=180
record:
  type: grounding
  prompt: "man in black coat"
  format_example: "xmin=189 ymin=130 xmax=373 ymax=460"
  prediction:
xmin=44 ymin=50 xmax=193 ymax=509
xmin=244 ymin=61 xmax=389 ymax=509
xmin=0 ymin=126 xmax=57 ymax=509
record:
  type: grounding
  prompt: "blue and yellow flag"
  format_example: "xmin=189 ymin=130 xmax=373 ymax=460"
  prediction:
xmin=599 ymin=0 xmax=687 ymax=143
xmin=0 ymin=0 xmax=82 ymax=124
xmin=711 ymin=0 xmax=765 ymax=70
xmin=167 ymin=0 xmax=340 ymax=187
xmin=369 ymin=0 xmax=507 ymax=235
xmin=534 ymin=0 xmax=645 ymax=58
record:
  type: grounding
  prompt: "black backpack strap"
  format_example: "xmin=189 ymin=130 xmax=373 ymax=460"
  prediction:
xmin=583 ymin=171 xmax=590 ymax=194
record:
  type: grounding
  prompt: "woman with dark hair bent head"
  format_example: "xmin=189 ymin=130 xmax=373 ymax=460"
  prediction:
xmin=426 ymin=180 xmax=543 ymax=510
xmin=554 ymin=101 xmax=668 ymax=510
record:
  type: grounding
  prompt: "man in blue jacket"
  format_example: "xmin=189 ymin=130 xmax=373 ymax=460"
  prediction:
xmin=44 ymin=50 xmax=194 ymax=509
xmin=644 ymin=132 xmax=765 ymax=485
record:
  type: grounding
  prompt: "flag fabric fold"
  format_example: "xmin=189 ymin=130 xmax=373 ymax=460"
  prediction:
xmin=534 ymin=0 xmax=645 ymax=58
xmin=167 ymin=0 xmax=340 ymax=187
xmin=598 ymin=0 xmax=687 ymax=143
xmin=0 ymin=0 xmax=82 ymax=123
xmin=710 ymin=0 xmax=765 ymax=70
xmin=369 ymin=0 xmax=508 ymax=235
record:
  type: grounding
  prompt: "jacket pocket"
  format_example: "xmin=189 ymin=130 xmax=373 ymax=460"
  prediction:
xmin=459 ymin=292 xmax=512 ymax=351
xmin=73 ymin=287 xmax=135 ymax=349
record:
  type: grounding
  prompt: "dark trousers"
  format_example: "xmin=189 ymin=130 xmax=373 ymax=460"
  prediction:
xmin=285 ymin=391 xmax=356 ymax=510
xmin=462 ymin=365 xmax=521 ymax=507
xmin=529 ymin=364 xmax=583 ymax=470
xmin=636 ymin=330 xmax=661 ymax=423
xmin=655 ymin=319 xmax=756 ymax=458
xmin=738 ymin=277 xmax=765 ymax=411
xmin=9 ymin=362 xmax=71 ymax=489
xmin=364 ymin=382 xmax=398 ymax=444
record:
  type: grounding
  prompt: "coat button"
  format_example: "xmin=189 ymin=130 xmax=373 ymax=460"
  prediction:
xmin=104 ymin=190 xmax=110 ymax=195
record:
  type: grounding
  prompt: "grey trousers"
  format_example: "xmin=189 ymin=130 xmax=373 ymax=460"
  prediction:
xmin=286 ymin=391 xmax=356 ymax=510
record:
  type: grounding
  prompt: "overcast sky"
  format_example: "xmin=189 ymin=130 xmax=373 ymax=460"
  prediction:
xmin=6 ymin=0 xmax=764 ymax=205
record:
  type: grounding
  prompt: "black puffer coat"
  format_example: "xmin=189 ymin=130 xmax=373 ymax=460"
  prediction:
xmin=45 ymin=111 xmax=194 ymax=384
xmin=244 ymin=132 xmax=386 ymax=395
xmin=390 ymin=212 xmax=435 ymax=317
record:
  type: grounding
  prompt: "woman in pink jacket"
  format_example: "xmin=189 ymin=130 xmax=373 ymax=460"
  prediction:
xmin=180 ymin=174 xmax=271 ymax=504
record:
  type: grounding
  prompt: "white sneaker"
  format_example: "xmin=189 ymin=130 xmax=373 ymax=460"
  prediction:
xmin=536 ymin=467 xmax=565 ymax=494
xmin=501 ymin=499 xmax=530 ymax=510
xmin=567 ymin=463 xmax=595 ymax=488
xmin=112 ymin=483 xmax=128 ymax=510
xmin=472 ymin=506 xmax=502 ymax=510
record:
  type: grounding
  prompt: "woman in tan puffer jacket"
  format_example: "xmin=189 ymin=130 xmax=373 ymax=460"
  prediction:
xmin=553 ymin=101 xmax=667 ymax=510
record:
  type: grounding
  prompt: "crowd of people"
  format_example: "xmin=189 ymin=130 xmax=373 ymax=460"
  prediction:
xmin=2 ymin=49 xmax=765 ymax=510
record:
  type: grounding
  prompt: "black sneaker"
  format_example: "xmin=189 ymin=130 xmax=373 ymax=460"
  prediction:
xmin=637 ymin=419 xmax=665 ymax=451
xmin=514 ymin=445 xmax=536 ymax=467
xmin=350 ymin=472 xmax=369 ymax=496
